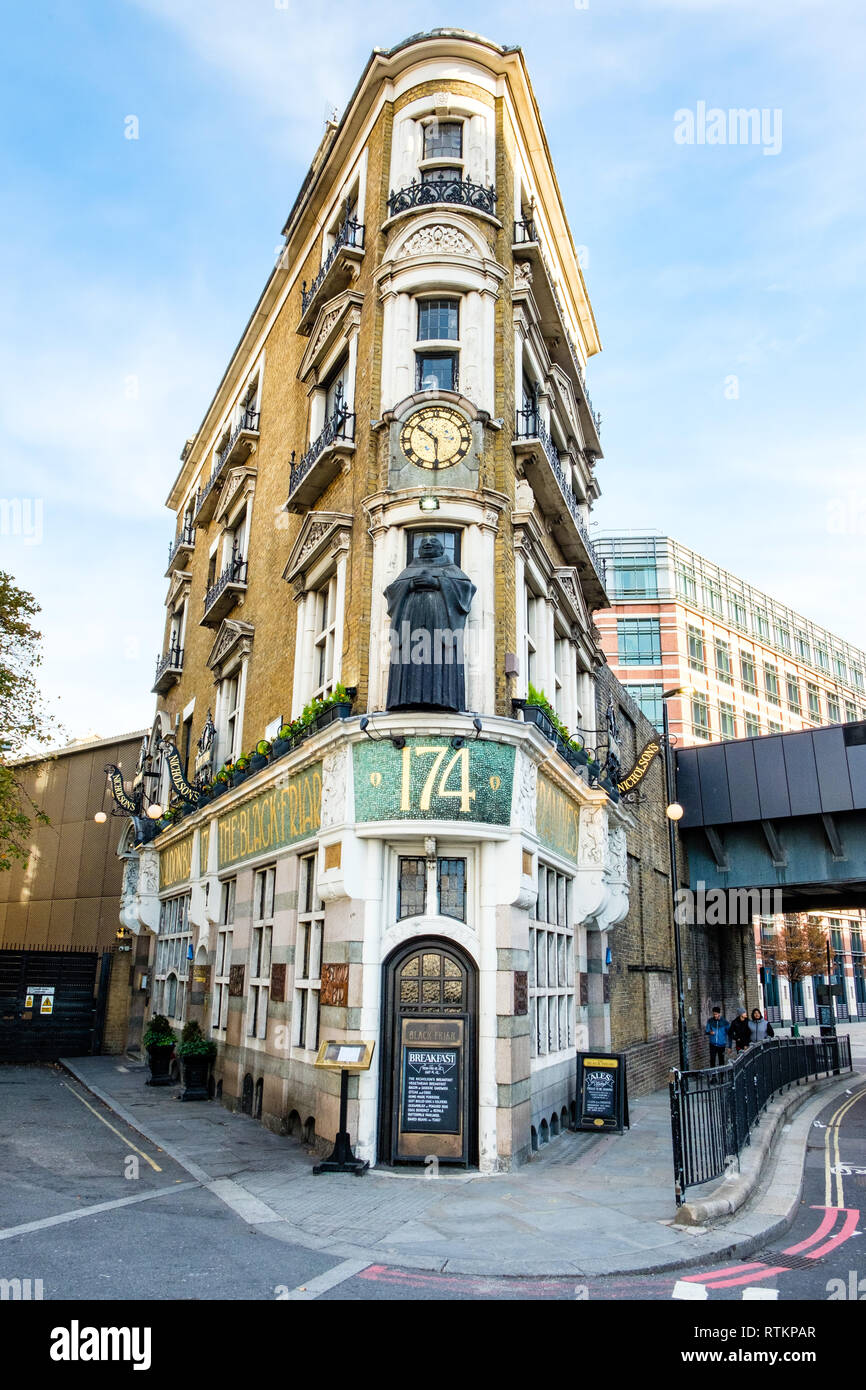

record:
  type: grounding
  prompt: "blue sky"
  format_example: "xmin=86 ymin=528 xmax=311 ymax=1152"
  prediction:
xmin=1 ymin=0 xmax=864 ymax=741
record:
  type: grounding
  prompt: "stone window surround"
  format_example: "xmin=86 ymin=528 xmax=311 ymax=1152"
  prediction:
xmin=388 ymin=90 xmax=495 ymax=200
xmin=206 ymin=620 xmax=254 ymax=767
xmin=283 ymin=513 xmax=352 ymax=718
xmin=512 ymin=508 xmax=595 ymax=719
xmin=513 ymin=303 xmax=593 ymax=506
xmin=199 ymin=355 xmax=265 ymax=491
xmin=362 ymin=486 xmax=507 ymax=716
xmin=298 ymin=294 xmax=363 ymax=446
xmin=376 ymin=213 xmax=505 ymax=415
xmin=385 ymin=838 xmax=478 ymax=935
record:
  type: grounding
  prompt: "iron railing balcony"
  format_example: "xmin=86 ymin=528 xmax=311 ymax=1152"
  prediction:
xmin=287 ymin=393 xmax=356 ymax=512
xmin=201 ymin=553 xmax=248 ymax=628
xmin=513 ymin=408 xmax=607 ymax=607
xmin=193 ymin=410 xmax=260 ymax=526
xmin=298 ymin=216 xmax=365 ymax=332
xmin=387 ymin=176 xmax=497 ymax=220
xmin=511 ymin=228 xmax=602 ymax=446
xmin=164 ymin=523 xmax=195 ymax=577
xmin=152 ymin=643 xmax=184 ymax=694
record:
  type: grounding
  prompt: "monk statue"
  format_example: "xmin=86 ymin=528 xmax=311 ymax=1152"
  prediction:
xmin=385 ymin=536 xmax=476 ymax=711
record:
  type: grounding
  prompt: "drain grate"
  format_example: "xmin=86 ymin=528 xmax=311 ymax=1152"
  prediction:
xmin=770 ymin=1253 xmax=822 ymax=1271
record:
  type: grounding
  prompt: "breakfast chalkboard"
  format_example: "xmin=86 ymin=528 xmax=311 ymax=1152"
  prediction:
xmin=575 ymin=1051 xmax=629 ymax=1133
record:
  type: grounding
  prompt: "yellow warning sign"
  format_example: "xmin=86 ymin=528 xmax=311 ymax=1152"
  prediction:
xmin=24 ymin=994 xmax=33 ymax=1008
xmin=40 ymin=996 xmax=53 ymax=1015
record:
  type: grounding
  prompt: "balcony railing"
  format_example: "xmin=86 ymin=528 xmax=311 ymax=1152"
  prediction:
xmin=514 ymin=408 xmax=605 ymax=586
xmin=194 ymin=410 xmax=260 ymax=525
xmin=301 ymin=216 xmax=365 ymax=320
xmin=202 ymin=553 xmax=248 ymax=625
xmin=387 ymin=176 xmax=497 ymax=219
xmin=152 ymin=644 xmax=184 ymax=694
xmin=513 ymin=217 xmax=538 ymax=245
xmin=165 ymin=524 xmax=195 ymax=575
xmin=288 ymin=391 xmax=356 ymax=508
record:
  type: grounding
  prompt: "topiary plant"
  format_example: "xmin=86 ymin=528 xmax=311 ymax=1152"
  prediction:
xmin=177 ymin=1020 xmax=217 ymax=1060
xmin=143 ymin=1015 xmax=175 ymax=1048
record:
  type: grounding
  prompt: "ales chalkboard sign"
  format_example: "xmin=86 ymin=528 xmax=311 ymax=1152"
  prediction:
xmin=575 ymin=1051 xmax=629 ymax=1133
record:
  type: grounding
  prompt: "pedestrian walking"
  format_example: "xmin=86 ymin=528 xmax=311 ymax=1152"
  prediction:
xmin=728 ymin=1009 xmax=751 ymax=1052
xmin=704 ymin=1006 xmax=729 ymax=1067
xmin=749 ymin=1007 xmax=775 ymax=1044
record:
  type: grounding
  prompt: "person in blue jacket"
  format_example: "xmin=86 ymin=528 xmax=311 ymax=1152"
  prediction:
xmin=705 ymin=1006 xmax=729 ymax=1067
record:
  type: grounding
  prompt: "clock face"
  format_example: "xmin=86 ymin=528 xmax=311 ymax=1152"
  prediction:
xmin=400 ymin=406 xmax=472 ymax=470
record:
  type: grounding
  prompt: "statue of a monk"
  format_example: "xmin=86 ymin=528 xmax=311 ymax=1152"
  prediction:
xmin=385 ymin=536 xmax=476 ymax=711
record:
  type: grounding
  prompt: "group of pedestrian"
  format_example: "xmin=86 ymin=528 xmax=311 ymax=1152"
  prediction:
xmin=704 ymin=1006 xmax=774 ymax=1067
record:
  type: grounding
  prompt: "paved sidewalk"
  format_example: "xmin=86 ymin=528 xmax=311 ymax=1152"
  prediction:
xmin=60 ymin=1052 xmax=863 ymax=1277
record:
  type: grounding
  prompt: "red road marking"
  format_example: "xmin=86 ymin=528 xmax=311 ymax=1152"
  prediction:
xmin=806 ymin=1207 xmax=860 ymax=1259
xmin=707 ymin=1266 xmax=789 ymax=1290
xmin=356 ymin=1264 xmax=578 ymax=1297
xmin=680 ymin=1263 xmax=765 ymax=1283
xmin=783 ymin=1206 xmax=839 ymax=1255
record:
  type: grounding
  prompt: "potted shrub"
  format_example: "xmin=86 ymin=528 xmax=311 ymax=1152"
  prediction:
xmin=196 ymin=781 xmax=213 ymax=807
xmin=314 ymin=682 xmax=353 ymax=730
xmin=211 ymin=765 xmax=231 ymax=799
xmin=271 ymin=725 xmax=293 ymax=759
xmin=143 ymin=1014 xmax=175 ymax=1087
xmin=232 ymin=753 xmax=251 ymax=785
xmin=522 ymin=684 xmax=557 ymax=742
xmin=177 ymin=1020 xmax=217 ymax=1102
xmin=249 ymin=740 xmax=270 ymax=772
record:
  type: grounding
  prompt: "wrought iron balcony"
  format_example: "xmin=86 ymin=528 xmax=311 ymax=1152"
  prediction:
xmin=201 ymin=553 xmax=248 ymax=627
xmin=165 ymin=524 xmax=195 ymax=577
xmin=152 ymin=644 xmax=184 ymax=694
xmin=299 ymin=216 xmax=365 ymax=331
xmin=513 ymin=409 xmax=607 ymax=607
xmin=194 ymin=410 xmax=260 ymax=526
xmin=287 ymin=390 xmax=356 ymax=512
xmin=511 ymin=231 xmax=602 ymax=444
xmin=513 ymin=217 xmax=538 ymax=245
xmin=387 ymin=176 xmax=497 ymax=220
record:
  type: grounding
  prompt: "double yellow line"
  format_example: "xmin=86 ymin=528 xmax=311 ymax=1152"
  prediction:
xmin=824 ymin=1085 xmax=866 ymax=1208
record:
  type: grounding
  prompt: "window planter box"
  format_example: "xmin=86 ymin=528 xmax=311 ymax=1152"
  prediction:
xmin=232 ymin=766 xmax=251 ymax=786
xmin=196 ymin=788 xmax=213 ymax=807
xmin=522 ymin=702 xmax=557 ymax=742
xmin=249 ymin=753 xmax=268 ymax=773
xmin=270 ymin=737 xmax=291 ymax=760
xmin=314 ymin=701 xmax=353 ymax=732
xmin=211 ymin=782 xmax=229 ymax=800
xmin=563 ymin=744 xmax=589 ymax=770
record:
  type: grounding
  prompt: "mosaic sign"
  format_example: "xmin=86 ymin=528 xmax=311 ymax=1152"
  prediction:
xmin=353 ymin=738 xmax=514 ymax=825
xmin=536 ymin=773 xmax=580 ymax=864
xmin=159 ymin=834 xmax=194 ymax=891
xmin=217 ymin=763 xmax=322 ymax=869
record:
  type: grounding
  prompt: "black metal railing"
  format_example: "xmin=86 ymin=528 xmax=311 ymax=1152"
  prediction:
xmin=216 ymin=409 xmax=260 ymax=470
xmin=513 ymin=217 xmax=537 ymax=244
xmin=514 ymin=409 xmax=604 ymax=579
xmin=167 ymin=524 xmax=195 ymax=569
xmin=203 ymin=554 xmax=248 ymax=614
xmin=301 ymin=216 xmax=365 ymax=318
xmin=154 ymin=644 xmax=183 ymax=682
xmin=289 ymin=391 xmax=356 ymax=499
xmin=387 ymin=176 xmax=497 ymax=219
xmin=670 ymin=1034 xmax=852 ymax=1204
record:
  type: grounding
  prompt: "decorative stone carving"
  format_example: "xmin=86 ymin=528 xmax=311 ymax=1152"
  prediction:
xmin=206 ymin=619 xmax=255 ymax=675
xmin=321 ymin=745 xmax=348 ymax=829
xmin=311 ymin=306 xmax=342 ymax=355
xmin=514 ymin=752 xmax=537 ymax=835
xmin=514 ymin=261 xmax=534 ymax=289
xmin=578 ymin=804 xmax=606 ymax=868
xmin=396 ymin=224 xmax=477 ymax=260
xmin=298 ymin=521 xmax=332 ymax=565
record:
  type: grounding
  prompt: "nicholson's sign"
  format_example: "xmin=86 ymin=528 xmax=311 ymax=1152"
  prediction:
xmin=617 ymin=736 xmax=662 ymax=795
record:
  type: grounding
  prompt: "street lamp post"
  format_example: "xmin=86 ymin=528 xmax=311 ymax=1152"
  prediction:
xmin=662 ymin=686 xmax=691 ymax=1072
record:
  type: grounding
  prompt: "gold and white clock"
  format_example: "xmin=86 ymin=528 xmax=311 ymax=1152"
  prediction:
xmin=400 ymin=405 xmax=472 ymax=470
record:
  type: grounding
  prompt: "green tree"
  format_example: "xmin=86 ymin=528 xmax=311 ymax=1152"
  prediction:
xmin=0 ymin=572 xmax=53 ymax=870
xmin=760 ymin=915 xmax=831 ymax=992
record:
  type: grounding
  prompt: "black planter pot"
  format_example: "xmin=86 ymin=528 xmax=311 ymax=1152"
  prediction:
xmin=523 ymin=703 xmax=556 ymax=743
xmin=180 ymin=1054 xmax=212 ymax=1102
xmin=315 ymin=705 xmax=339 ymax=731
xmin=196 ymin=789 xmax=213 ymax=807
xmin=211 ymin=782 xmax=228 ymax=799
xmin=270 ymin=737 xmax=290 ymax=760
xmin=146 ymin=1043 xmax=175 ymax=1087
xmin=249 ymin=753 xmax=268 ymax=772
xmin=232 ymin=766 xmax=251 ymax=786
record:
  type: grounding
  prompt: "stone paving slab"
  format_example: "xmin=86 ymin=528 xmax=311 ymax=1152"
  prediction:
xmin=60 ymin=1052 xmax=863 ymax=1278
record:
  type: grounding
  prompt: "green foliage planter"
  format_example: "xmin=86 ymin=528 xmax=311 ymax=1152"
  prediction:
xmin=177 ymin=1022 xmax=217 ymax=1102
xmin=143 ymin=1015 xmax=176 ymax=1087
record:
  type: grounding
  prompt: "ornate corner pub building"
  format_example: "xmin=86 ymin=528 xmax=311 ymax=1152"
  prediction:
xmin=124 ymin=30 xmax=650 ymax=1171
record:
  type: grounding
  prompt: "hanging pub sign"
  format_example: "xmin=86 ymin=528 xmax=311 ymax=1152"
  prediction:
xmin=161 ymin=739 xmax=201 ymax=804
xmin=575 ymin=1051 xmax=629 ymax=1134
xmin=617 ymin=736 xmax=662 ymax=795
xmin=104 ymin=765 xmax=139 ymax=815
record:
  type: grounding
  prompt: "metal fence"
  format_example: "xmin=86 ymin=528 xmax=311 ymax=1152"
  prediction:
xmin=669 ymin=1034 xmax=852 ymax=1204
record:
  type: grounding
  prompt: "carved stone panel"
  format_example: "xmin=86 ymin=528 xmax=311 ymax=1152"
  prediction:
xmin=229 ymin=964 xmax=245 ymax=998
xmin=320 ymin=962 xmax=349 ymax=1008
xmin=514 ymin=970 xmax=528 ymax=1017
xmin=270 ymin=963 xmax=287 ymax=1004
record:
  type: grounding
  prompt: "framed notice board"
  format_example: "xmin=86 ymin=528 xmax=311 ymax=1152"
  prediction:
xmin=575 ymin=1051 xmax=629 ymax=1134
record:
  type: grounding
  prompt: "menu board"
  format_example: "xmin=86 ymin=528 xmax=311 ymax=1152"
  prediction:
xmin=401 ymin=1046 xmax=460 ymax=1133
xmin=576 ymin=1051 xmax=629 ymax=1133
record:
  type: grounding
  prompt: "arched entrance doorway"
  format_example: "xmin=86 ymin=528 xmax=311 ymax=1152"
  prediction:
xmin=378 ymin=938 xmax=477 ymax=1167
